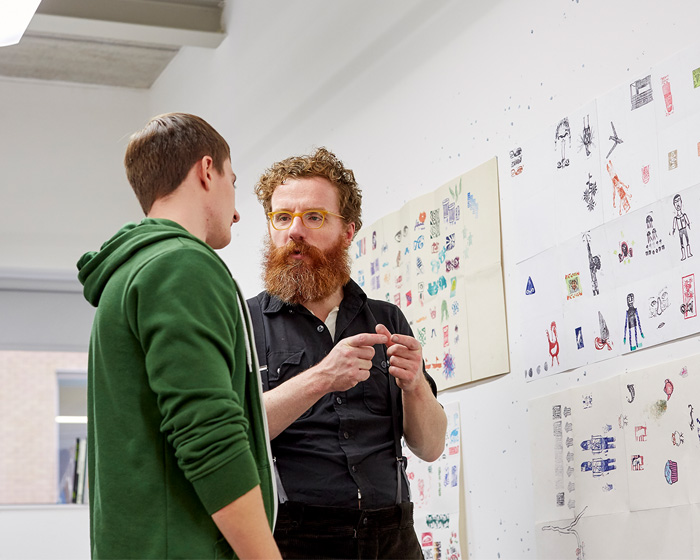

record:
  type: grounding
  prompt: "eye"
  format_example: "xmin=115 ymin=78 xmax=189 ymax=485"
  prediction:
xmin=274 ymin=213 xmax=292 ymax=224
xmin=304 ymin=211 xmax=324 ymax=223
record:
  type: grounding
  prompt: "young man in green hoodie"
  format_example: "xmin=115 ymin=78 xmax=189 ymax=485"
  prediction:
xmin=77 ymin=113 xmax=280 ymax=559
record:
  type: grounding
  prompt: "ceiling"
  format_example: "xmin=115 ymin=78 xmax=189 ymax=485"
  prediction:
xmin=0 ymin=0 xmax=225 ymax=89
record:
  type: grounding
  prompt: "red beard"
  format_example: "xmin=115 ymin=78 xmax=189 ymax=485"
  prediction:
xmin=262 ymin=235 xmax=351 ymax=305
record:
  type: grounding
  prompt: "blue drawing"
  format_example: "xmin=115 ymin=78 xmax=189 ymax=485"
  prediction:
xmin=581 ymin=458 xmax=616 ymax=476
xmin=575 ymin=327 xmax=584 ymax=349
xmin=580 ymin=435 xmax=616 ymax=453
xmin=526 ymin=276 xmax=536 ymax=295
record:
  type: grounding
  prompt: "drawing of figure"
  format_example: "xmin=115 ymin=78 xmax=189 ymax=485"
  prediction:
xmin=580 ymin=435 xmax=616 ymax=453
xmin=671 ymin=194 xmax=693 ymax=260
xmin=583 ymin=232 xmax=601 ymax=295
xmin=546 ymin=321 xmax=560 ymax=366
xmin=555 ymin=117 xmax=571 ymax=169
xmin=606 ymin=121 xmax=623 ymax=159
xmin=579 ymin=114 xmax=594 ymax=157
xmin=607 ymin=160 xmax=631 ymax=215
xmin=594 ymin=311 xmax=613 ymax=351
xmin=580 ymin=457 xmax=616 ymax=476
xmin=623 ymin=293 xmax=644 ymax=351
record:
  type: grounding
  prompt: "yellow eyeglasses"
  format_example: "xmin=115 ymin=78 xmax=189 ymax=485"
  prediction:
xmin=267 ymin=209 xmax=344 ymax=230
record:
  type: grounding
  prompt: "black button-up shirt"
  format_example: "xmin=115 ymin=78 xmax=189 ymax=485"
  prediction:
xmin=249 ymin=280 xmax=437 ymax=509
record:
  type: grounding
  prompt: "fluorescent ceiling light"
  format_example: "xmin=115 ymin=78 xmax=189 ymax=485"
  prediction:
xmin=0 ymin=0 xmax=42 ymax=47
xmin=56 ymin=416 xmax=88 ymax=424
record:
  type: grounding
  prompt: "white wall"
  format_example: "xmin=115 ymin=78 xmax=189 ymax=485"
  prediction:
xmin=4 ymin=0 xmax=700 ymax=558
xmin=146 ymin=2 xmax=700 ymax=558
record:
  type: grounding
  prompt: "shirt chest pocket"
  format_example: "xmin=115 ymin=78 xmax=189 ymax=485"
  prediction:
xmin=362 ymin=353 xmax=392 ymax=415
xmin=266 ymin=349 xmax=306 ymax=389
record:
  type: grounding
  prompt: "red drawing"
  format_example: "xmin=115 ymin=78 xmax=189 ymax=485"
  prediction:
xmin=631 ymin=455 xmax=644 ymax=471
xmin=662 ymin=75 xmax=674 ymax=116
xmin=607 ymin=160 xmax=632 ymax=215
xmin=635 ymin=425 xmax=647 ymax=442
xmin=642 ymin=165 xmax=650 ymax=184
xmin=664 ymin=379 xmax=674 ymax=400
xmin=682 ymin=273 xmax=697 ymax=319
xmin=546 ymin=321 xmax=560 ymax=366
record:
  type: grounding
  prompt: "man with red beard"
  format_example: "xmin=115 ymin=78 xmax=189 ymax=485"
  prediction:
xmin=247 ymin=148 xmax=447 ymax=559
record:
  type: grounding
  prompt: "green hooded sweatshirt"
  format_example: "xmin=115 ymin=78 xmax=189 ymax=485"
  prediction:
xmin=77 ymin=218 xmax=275 ymax=559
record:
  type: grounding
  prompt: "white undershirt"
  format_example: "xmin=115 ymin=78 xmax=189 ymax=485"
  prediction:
xmin=324 ymin=306 xmax=340 ymax=340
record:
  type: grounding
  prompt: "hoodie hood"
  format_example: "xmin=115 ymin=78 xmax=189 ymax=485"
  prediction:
xmin=77 ymin=218 xmax=207 ymax=307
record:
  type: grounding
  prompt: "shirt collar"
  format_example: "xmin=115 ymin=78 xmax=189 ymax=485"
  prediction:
xmin=261 ymin=278 xmax=367 ymax=315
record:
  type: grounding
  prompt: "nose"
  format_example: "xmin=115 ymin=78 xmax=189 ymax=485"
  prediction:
xmin=287 ymin=214 xmax=306 ymax=239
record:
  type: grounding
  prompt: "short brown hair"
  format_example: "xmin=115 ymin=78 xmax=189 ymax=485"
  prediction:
xmin=124 ymin=113 xmax=230 ymax=214
xmin=254 ymin=147 xmax=363 ymax=235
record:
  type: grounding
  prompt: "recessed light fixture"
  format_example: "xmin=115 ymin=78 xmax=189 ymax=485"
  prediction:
xmin=0 ymin=0 xmax=42 ymax=47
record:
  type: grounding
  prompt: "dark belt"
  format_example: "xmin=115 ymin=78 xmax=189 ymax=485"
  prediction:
xmin=275 ymin=501 xmax=414 ymax=537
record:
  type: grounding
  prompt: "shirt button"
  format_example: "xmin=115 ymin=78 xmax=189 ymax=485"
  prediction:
xmin=381 ymin=360 xmax=387 ymax=369
xmin=363 ymin=518 xmax=368 ymax=525
xmin=317 ymin=325 xmax=324 ymax=332
xmin=336 ymin=396 xmax=342 ymax=405
xmin=343 ymin=431 xmax=350 ymax=439
xmin=351 ymin=465 xmax=357 ymax=473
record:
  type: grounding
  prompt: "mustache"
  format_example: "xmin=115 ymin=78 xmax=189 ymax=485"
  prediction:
xmin=277 ymin=239 xmax=323 ymax=262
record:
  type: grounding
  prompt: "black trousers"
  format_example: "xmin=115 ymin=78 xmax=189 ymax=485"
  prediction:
xmin=273 ymin=501 xmax=423 ymax=559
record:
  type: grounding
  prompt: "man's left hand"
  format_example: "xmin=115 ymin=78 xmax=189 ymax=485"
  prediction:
xmin=375 ymin=323 xmax=424 ymax=393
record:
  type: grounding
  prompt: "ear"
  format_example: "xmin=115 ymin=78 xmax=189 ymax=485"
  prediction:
xmin=195 ymin=156 xmax=215 ymax=191
xmin=342 ymin=222 xmax=356 ymax=247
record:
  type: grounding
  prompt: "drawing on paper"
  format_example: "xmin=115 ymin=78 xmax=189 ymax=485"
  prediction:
xmin=510 ymin=146 xmax=523 ymax=176
xmin=668 ymin=149 xmax=678 ymax=171
xmin=664 ymin=460 xmax=678 ymax=484
xmin=607 ymin=160 xmax=631 ymax=215
xmin=605 ymin=121 xmax=623 ymax=159
xmin=615 ymin=234 xmax=634 ymax=264
xmin=630 ymin=75 xmax=653 ymax=110
xmin=681 ymin=274 xmax=696 ymax=319
xmin=579 ymin=115 xmax=595 ymax=157
xmin=583 ymin=232 xmax=601 ymax=295
xmin=661 ymin=75 xmax=674 ymax=116
xmin=645 ymin=213 xmax=665 ymax=255
xmin=663 ymin=378 xmax=674 ymax=401
xmin=565 ymin=272 xmax=582 ymax=300
xmin=623 ymin=293 xmax=644 ymax=351
xmin=575 ymin=327 xmax=584 ymax=349
xmin=546 ymin=321 xmax=560 ymax=366
xmin=580 ymin=435 xmax=615 ymax=453
xmin=671 ymin=194 xmax=693 ymax=260
xmin=648 ymin=286 xmax=670 ymax=328
xmin=581 ymin=457 xmax=616 ymax=476
xmin=582 ymin=173 xmax=598 ymax=212
xmin=541 ymin=506 xmax=588 ymax=560
xmin=671 ymin=430 xmax=683 ymax=446
xmin=594 ymin=311 xmax=613 ymax=351
xmin=555 ymin=118 xmax=572 ymax=169
xmin=626 ymin=384 xmax=635 ymax=403
xmin=526 ymin=276 xmax=536 ymax=295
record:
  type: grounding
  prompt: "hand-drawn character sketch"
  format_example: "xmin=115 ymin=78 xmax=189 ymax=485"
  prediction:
xmin=580 ymin=435 xmax=616 ymax=453
xmin=583 ymin=232 xmax=601 ymax=295
xmin=581 ymin=458 xmax=616 ymax=476
xmin=582 ymin=174 xmax=597 ymax=212
xmin=648 ymin=287 xmax=670 ymax=329
xmin=607 ymin=160 xmax=631 ymax=215
xmin=671 ymin=194 xmax=693 ymax=260
xmin=645 ymin=213 xmax=665 ymax=255
xmin=689 ymin=405 xmax=695 ymax=431
xmin=617 ymin=238 xmax=634 ymax=264
xmin=555 ymin=117 xmax=572 ymax=169
xmin=631 ymin=455 xmax=644 ymax=471
xmin=623 ymin=293 xmax=644 ymax=351
xmin=579 ymin=115 xmax=595 ymax=157
xmin=681 ymin=273 xmax=696 ymax=319
xmin=594 ymin=311 xmax=613 ymax=350
xmin=626 ymin=384 xmax=635 ymax=403
xmin=663 ymin=378 xmax=674 ymax=401
xmin=605 ymin=121 xmax=623 ymax=159
xmin=546 ymin=321 xmax=560 ymax=366
xmin=541 ymin=506 xmax=587 ymax=560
